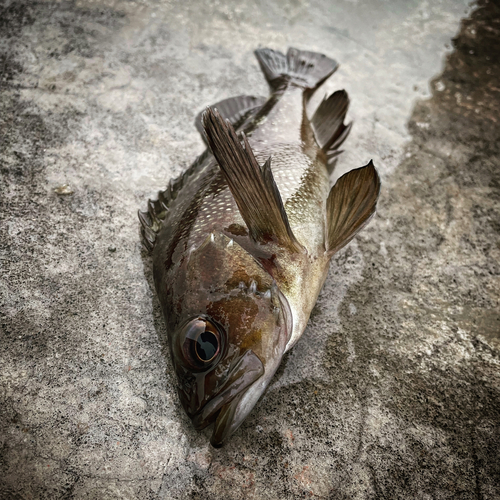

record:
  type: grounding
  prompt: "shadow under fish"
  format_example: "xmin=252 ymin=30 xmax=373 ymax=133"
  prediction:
xmin=139 ymin=47 xmax=380 ymax=447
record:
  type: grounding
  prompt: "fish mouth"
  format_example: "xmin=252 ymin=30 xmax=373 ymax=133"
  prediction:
xmin=191 ymin=349 xmax=265 ymax=447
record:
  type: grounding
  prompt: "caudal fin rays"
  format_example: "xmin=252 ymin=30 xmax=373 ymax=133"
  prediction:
xmin=255 ymin=47 xmax=338 ymax=91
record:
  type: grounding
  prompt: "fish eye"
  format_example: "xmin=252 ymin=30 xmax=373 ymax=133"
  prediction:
xmin=195 ymin=329 xmax=218 ymax=362
xmin=179 ymin=317 xmax=222 ymax=370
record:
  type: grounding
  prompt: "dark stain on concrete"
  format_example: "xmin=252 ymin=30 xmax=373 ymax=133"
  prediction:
xmin=320 ymin=0 xmax=500 ymax=497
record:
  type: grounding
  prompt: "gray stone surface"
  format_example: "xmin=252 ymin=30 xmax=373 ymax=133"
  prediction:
xmin=1 ymin=0 xmax=499 ymax=498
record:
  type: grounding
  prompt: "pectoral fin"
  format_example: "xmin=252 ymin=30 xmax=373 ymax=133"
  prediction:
xmin=202 ymin=107 xmax=303 ymax=253
xmin=326 ymin=161 xmax=381 ymax=257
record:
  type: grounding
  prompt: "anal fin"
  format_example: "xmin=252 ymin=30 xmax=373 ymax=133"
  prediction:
xmin=195 ymin=95 xmax=266 ymax=144
xmin=202 ymin=107 xmax=303 ymax=253
xmin=311 ymin=90 xmax=352 ymax=172
xmin=326 ymin=161 xmax=381 ymax=257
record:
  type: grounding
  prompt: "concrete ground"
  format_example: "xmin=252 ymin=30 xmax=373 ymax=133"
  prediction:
xmin=1 ymin=0 xmax=499 ymax=498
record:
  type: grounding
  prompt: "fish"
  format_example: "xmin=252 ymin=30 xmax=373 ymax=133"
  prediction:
xmin=139 ymin=47 xmax=380 ymax=447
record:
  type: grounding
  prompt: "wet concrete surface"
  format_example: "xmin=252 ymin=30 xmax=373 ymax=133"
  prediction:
xmin=1 ymin=0 xmax=499 ymax=498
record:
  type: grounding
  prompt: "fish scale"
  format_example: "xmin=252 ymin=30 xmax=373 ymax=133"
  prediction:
xmin=139 ymin=46 xmax=380 ymax=447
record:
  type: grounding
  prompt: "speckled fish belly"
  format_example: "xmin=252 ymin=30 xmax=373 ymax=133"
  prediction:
xmin=139 ymin=47 xmax=380 ymax=447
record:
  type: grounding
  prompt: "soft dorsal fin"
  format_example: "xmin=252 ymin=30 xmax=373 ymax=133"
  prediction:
xmin=311 ymin=90 xmax=352 ymax=171
xmin=195 ymin=95 xmax=266 ymax=144
xmin=202 ymin=107 xmax=303 ymax=253
xmin=326 ymin=161 xmax=380 ymax=257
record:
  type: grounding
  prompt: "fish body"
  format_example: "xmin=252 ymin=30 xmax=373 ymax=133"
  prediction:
xmin=139 ymin=47 xmax=380 ymax=447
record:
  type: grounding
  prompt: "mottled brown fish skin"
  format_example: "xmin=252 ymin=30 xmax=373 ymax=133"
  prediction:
xmin=140 ymin=47 xmax=380 ymax=447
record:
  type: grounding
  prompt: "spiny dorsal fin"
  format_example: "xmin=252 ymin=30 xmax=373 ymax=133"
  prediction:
xmin=311 ymin=90 xmax=352 ymax=171
xmin=138 ymin=149 xmax=212 ymax=253
xmin=195 ymin=95 xmax=266 ymax=144
xmin=326 ymin=161 xmax=380 ymax=257
xmin=202 ymin=107 xmax=303 ymax=253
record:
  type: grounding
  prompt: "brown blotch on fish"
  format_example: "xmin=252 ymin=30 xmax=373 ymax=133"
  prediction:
xmin=226 ymin=223 xmax=249 ymax=237
xmin=140 ymin=46 xmax=380 ymax=447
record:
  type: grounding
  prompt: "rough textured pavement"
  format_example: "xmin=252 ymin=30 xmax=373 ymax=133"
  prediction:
xmin=1 ymin=0 xmax=499 ymax=498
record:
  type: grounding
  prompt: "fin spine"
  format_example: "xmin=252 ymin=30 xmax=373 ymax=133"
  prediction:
xmin=138 ymin=149 xmax=211 ymax=253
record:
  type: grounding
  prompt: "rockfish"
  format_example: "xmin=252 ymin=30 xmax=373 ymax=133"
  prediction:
xmin=139 ymin=47 xmax=380 ymax=447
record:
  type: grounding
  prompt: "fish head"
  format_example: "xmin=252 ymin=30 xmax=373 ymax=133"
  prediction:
xmin=163 ymin=232 xmax=291 ymax=446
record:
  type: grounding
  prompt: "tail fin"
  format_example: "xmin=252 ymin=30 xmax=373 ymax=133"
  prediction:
xmin=255 ymin=47 xmax=338 ymax=91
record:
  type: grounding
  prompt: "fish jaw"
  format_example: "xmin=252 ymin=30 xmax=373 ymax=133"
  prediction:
xmin=190 ymin=349 xmax=265 ymax=430
xmin=210 ymin=351 xmax=283 ymax=447
xmin=185 ymin=344 xmax=285 ymax=448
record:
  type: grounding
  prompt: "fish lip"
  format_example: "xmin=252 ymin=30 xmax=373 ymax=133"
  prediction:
xmin=210 ymin=395 xmax=246 ymax=448
xmin=190 ymin=349 xmax=265 ymax=432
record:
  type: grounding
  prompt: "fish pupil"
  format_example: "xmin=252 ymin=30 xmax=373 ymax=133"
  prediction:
xmin=195 ymin=331 xmax=218 ymax=362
